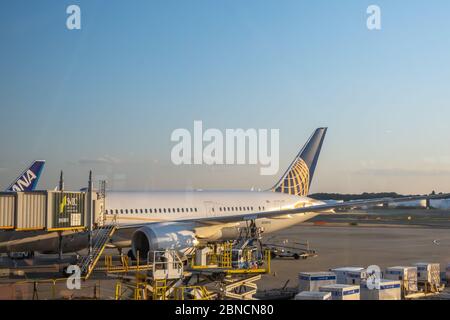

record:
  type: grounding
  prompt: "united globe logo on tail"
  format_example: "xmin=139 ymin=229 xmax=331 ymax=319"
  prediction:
xmin=271 ymin=128 xmax=327 ymax=197
xmin=272 ymin=158 xmax=310 ymax=196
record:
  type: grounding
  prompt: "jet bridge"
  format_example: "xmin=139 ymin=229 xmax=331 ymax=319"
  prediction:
xmin=0 ymin=190 xmax=105 ymax=232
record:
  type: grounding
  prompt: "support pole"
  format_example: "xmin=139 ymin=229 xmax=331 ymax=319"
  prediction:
xmin=58 ymin=170 xmax=64 ymax=191
xmin=88 ymin=171 xmax=94 ymax=265
xmin=58 ymin=231 xmax=63 ymax=261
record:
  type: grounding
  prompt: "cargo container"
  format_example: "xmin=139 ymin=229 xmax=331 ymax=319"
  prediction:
xmin=414 ymin=263 xmax=441 ymax=291
xmin=294 ymin=291 xmax=332 ymax=300
xmin=346 ymin=269 xmax=368 ymax=285
xmin=0 ymin=193 xmax=15 ymax=229
xmin=16 ymin=192 xmax=46 ymax=230
xmin=298 ymin=272 xmax=337 ymax=292
xmin=330 ymin=267 xmax=365 ymax=284
xmin=385 ymin=266 xmax=418 ymax=294
xmin=446 ymin=264 xmax=450 ymax=284
xmin=360 ymin=279 xmax=401 ymax=300
xmin=319 ymin=284 xmax=360 ymax=300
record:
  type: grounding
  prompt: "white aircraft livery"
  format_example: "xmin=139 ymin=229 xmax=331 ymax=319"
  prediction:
xmin=0 ymin=129 xmax=441 ymax=255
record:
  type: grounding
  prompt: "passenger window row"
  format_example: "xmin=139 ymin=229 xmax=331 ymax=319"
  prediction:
xmin=105 ymin=208 xmax=198 ymax=214
xmin=218 ymin=206 xmax=265 ymax=212
xmin=105 ymin=205 xmax=266 ymax=215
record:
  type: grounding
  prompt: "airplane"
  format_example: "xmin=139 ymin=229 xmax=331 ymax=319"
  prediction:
xmin=102 ymin=128 xmax=444 ymax=258
xmin=0 ymin=129 xmax=444 ymax=257
xmin=4 ymin=160 xmax=45 ymax=192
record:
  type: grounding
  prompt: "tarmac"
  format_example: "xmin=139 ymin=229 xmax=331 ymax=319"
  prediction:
xmin=258 ymin=208 xmax=450 ymax=293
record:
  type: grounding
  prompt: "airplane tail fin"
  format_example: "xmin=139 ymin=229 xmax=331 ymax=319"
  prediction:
xmin=271 ymin=128 xmax=327 ymax=196
xmin=6 ymin=160 xmax=46 ymax=192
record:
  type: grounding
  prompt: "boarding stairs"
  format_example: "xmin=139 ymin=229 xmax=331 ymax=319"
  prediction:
xmin=78 ymin=223 xmax=117 ymax=279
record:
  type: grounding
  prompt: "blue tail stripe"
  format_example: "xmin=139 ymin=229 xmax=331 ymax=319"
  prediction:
xmin=6 ymin=160 xmax=46 ymax=192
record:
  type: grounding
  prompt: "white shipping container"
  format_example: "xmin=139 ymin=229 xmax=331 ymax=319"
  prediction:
xmin=385 ymin=266 xmax=418 ymax=293
xmin=345 ymin=269 xmax=368 ymax=285
xmin=298 ymin=272 xmax=337 ymax=292
xmin=294 ymin=291 xmax=332 ymax=300
xmin=319 ymin=284 xmax=360 ymax=300
xmin=446 ymin=264 xmax=450 ymax=284
xmin=414 ymin=263 xmax=440 ymax=286
xmin=360 ymin=279 xmax=401 ymax=300
xmin=330 ymin=267 xmax=365 ymax=284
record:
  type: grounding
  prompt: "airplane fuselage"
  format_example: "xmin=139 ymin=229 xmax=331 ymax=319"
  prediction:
xmin=105 ymin=190 xmax=327 ymax=248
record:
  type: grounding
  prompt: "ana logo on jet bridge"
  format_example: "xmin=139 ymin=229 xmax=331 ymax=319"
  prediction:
xmin=171 ymin=121 xmax=279 ymax=175
xmin=10 ymin=170 xmax=37 ymax=192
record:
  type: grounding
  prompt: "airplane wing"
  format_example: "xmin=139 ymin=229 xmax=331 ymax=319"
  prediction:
xmin=179 ymin=193 xmax=450 ymax=224
xmin=116 ymin=193 xmax=450 ymax=229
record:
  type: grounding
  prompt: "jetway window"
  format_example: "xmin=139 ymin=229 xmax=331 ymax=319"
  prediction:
xmin=173 ymin=208 xmax=176 ymax=213
xmin=164 ymin=208 xmax=167 ymax=213
xmin=194 ymin=208 xmax=198 ymax=212
xmin=177 ymin=208 xmax=180 ymax=213
xmin=159 ymin=209 xmax=162 ymax=213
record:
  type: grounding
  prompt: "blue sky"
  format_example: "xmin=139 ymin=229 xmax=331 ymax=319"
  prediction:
xmin=1 ymin=1 xmax=450 ymax=193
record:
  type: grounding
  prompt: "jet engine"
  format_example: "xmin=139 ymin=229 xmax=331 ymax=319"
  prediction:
xmin=131 ymin=222 xmax=198 ymax=258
